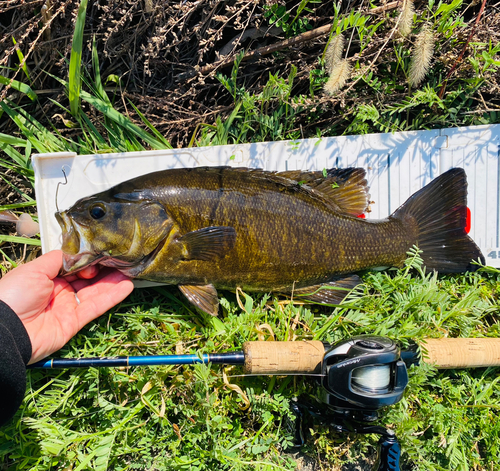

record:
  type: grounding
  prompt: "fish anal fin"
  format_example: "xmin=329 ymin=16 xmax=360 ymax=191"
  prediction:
xmin=179 ymin=226 xmax=236 ymax=261
xmin=292 ymin=275 xmax=362 ymax=305
xmin=179 ymin=284 xmax=219 ymax=316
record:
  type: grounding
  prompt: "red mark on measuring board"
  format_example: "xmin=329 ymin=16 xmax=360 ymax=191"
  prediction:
xmin=357 ymin=214 xmax=366 ymax=219
xmin=465 ymin=207 xmax=471 ymax=234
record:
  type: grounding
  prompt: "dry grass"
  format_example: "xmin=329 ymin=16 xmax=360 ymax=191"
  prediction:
xmin=1 ymin=1 xmax=499 ymax=148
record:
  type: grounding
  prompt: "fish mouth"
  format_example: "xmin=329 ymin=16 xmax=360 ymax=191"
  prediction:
xmin=61 ymin=251 xmax=105 ymax=275
xmin=55 ymin=211 xmax=103 ymax=275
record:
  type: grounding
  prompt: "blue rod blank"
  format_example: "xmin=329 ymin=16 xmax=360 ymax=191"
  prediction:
xmin=28 ymin=352 xmax=245 ymax=369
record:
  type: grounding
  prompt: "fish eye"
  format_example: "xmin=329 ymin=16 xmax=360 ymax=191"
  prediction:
xmin=89 ymin=204 xmax=106 ymax=220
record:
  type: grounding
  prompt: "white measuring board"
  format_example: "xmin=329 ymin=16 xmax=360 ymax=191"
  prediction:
xmin=33 ymin=123 xmax=500 ymax=268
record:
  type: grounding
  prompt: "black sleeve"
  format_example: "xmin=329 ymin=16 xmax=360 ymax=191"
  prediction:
xmin=0 ymin=300 xmax=32 ymax=427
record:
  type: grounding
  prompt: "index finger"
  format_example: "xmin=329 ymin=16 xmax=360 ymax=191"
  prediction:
xmin=65 ymin=265 xmax=99 ymax=282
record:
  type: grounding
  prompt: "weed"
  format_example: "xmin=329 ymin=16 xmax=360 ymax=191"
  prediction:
xmin=196 ymin=59 xmax=302 ymax=145
xmin=263 ymin=1 xmax=318 ymax=37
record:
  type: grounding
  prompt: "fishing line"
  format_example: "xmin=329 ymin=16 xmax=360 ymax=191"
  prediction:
xmin=351 ymin=365 xmax=391 ymax=391
xmin=227 ymin=373 xmax=326 ymax=378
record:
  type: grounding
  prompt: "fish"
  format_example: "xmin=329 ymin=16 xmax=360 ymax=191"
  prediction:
xmin=56 ymin=166 xmax=484 ymax=316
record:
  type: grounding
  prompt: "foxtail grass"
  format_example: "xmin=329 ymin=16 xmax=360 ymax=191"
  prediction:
xmin=324 ymin=59 xmax=351 ymax=95
xmin=399 ymin=0 xmax=415 ymax=37
xmin=409 ymin=26 xmax=435 ymax=87
xmin=323 ymin=33 xmax=350 ymax=95
xmin=324 ymin=33 xmax=345 ymax=74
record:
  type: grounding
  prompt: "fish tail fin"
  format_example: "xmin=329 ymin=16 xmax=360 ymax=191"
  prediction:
xmin=392 ymin=168 xmax=484 ymax=272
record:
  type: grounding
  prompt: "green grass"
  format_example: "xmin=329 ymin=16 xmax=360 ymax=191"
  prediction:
xmin=0 ymin=1 xmax=499 ymax=470
xmin=1 ymin=258 xmax=499 ymax=470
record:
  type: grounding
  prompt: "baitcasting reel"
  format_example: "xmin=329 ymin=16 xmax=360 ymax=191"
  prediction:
xmin=290 ymin=335 xmax=411 ymax=471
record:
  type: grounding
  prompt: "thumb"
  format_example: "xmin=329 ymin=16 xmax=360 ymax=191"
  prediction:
xmin=17 ymin=250 xmax=63 ymax=280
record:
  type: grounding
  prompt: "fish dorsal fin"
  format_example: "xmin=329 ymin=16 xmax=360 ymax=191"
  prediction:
xmin=291 ymin=274 xmax=362 ymax=305
xmin=179 ymin=226 xmax=236 ymax=261
xmin=179 ymin=284 xmax=219 ymax=316
xmin=276 ymin=168 xmax=370 ymax=216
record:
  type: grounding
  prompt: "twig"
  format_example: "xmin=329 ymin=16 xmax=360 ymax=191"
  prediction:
xmin=218 ymin=2 xmax=258 ymax=57
xmin=370 ymin=1 xmax=401 ymax=14
xmin=199 ymin=24 xmax=332 ymax=76
xmin=474 ymin=91 xmax=500 ymax=112
xmin=0 ymin=0 xmax=43 ymax=14
xmin=0 ymin=0 xmax=72 ymax=101
xmin=438 ymin=0 xmax=488 ymax=99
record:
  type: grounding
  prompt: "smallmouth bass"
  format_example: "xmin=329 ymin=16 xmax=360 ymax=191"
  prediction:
xmin=56 ymin=167 xmax=484 ymax=315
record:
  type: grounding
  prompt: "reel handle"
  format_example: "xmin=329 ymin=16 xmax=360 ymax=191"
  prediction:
xmin=242 ymin=341 xmax=324 ymax=374
xmin=422 ymin=338 xmax=500 ymax=368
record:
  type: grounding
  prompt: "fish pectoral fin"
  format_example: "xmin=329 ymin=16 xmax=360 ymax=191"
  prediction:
xmin=292 ymin=275 xmax=362 ymax=305
xmin=179 ymin=284 xmax=219 ymax=316
xmin=179 ymin=226 xmax=236 ymax=261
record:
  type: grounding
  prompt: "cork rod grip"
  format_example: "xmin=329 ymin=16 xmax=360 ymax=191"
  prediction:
xmin=421 ymin=338 xmax=500 ymax=368
xmin=242 ymin=341 xmax=325 ymax=374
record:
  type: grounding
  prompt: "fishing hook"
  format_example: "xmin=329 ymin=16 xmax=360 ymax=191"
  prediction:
xmin=55 ymin=167 xmax=68 ymax=213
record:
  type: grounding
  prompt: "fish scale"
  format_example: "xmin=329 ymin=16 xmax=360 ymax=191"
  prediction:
xmin=147 ymin=172 xmax=387 ymax=283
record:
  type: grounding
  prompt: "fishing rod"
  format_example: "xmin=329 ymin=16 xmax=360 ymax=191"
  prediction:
xmin=28 ymin=336 xmax=500 ymax=471
xmin=28 ymin=336 xmax=500 ymax=372
xmin=29 ymin=341 xmax=324 ymax=373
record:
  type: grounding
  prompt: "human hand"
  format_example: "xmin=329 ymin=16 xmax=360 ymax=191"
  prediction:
xmin=0 ymin=250 xmax=134 ymax=364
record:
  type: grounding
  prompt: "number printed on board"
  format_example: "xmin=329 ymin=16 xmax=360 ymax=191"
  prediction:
xmin=487 ymin=250 xmax=500 ymax=259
